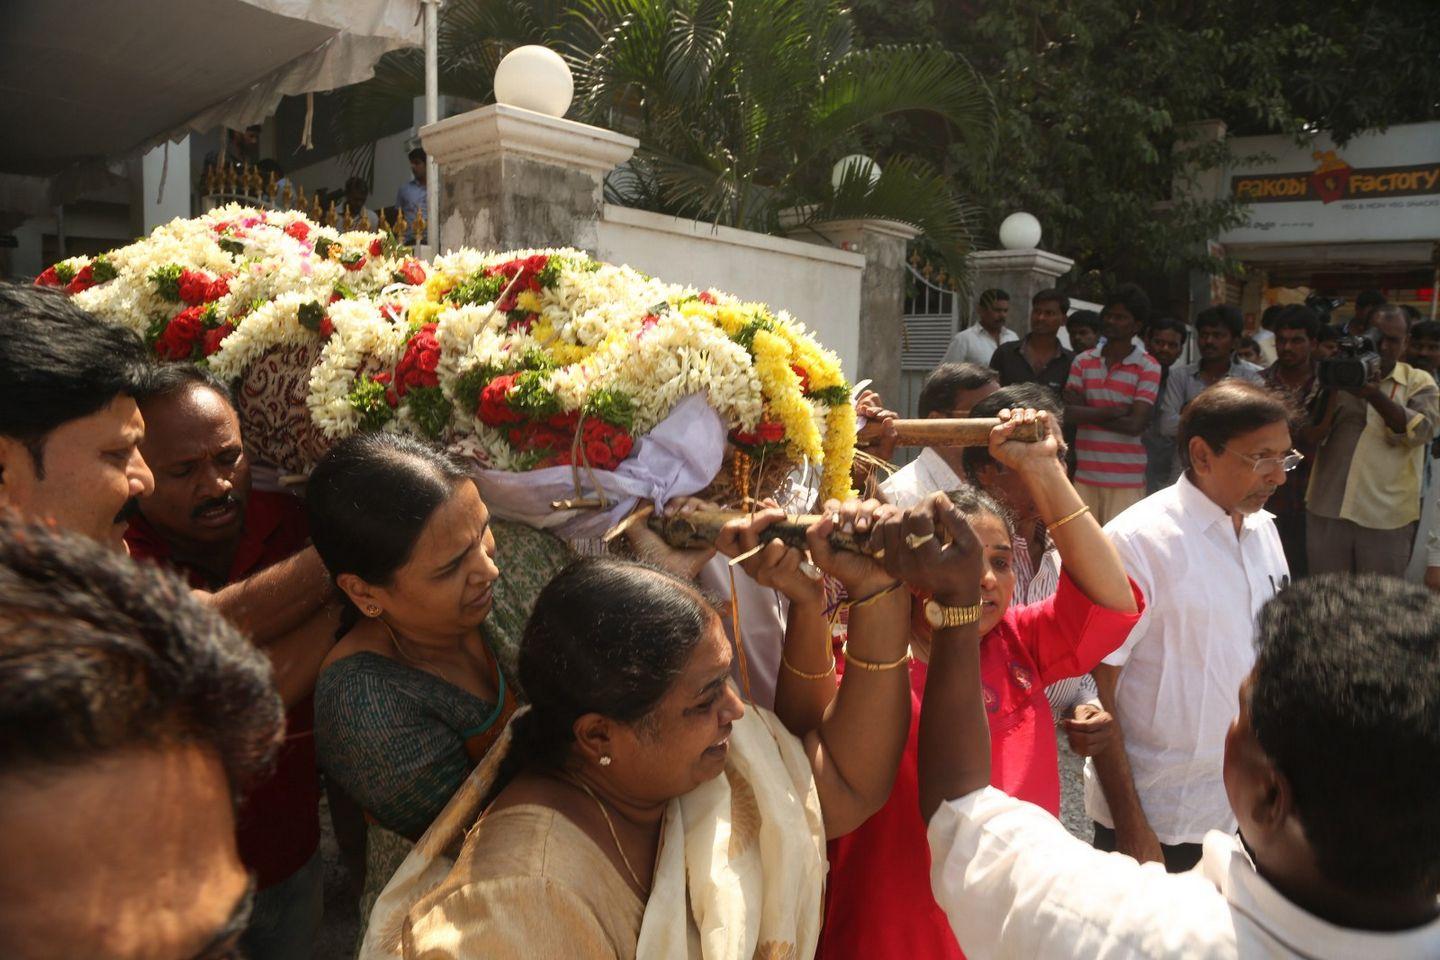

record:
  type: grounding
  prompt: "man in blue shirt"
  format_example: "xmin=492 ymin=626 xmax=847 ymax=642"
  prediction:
xmin=396 ymin=147 xmax=427 ymax=239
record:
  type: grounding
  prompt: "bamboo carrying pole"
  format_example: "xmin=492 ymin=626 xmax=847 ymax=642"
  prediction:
xmin=647 ymin=509 xmax=878 ymax=554
xmin=888 ymin=417 xmax=1045 ymax=447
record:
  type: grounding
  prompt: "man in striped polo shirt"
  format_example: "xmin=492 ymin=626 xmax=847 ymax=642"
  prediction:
xmin=1063 ymin=284 xmax=1163 ymax=525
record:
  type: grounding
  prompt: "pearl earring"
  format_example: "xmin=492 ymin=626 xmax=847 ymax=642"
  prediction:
xmin=599 ymin=756 xmax=612 ymax=767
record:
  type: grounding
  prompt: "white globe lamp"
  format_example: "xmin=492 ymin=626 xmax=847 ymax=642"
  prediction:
xmin=998 ymin=212 xmax=1042 ymax=250
xmin=493 ymin=45 xmax=574 ymax=118
xmin=831 ymin=154 xmax=881 ymax=191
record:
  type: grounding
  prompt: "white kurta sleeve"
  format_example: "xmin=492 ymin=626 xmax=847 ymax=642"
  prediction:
xmin=926 ymin=787 xmax=1237 ymax=960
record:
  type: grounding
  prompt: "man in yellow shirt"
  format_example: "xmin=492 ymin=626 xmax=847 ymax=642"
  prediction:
xmin=1307 ymin=305 xmax=1439 ymax=575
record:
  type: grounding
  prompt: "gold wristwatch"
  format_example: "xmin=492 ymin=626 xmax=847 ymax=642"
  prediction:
xmin=924 ymin=599 xmax=983 ymax=629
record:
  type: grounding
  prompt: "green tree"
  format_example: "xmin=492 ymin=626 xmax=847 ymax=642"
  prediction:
xmin=334 ymin=0 xmax=996 ymax=265
xmin=851 ymin=0 xmax=1440 ymax=294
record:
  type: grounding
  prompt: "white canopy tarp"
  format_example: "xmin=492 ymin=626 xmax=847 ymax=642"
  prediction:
xmin=0 ymin=0 xmax=422 ymax=181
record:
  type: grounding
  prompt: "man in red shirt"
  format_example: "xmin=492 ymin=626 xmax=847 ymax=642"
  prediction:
xmin=126 ymin=364 xmax=334 ymax=960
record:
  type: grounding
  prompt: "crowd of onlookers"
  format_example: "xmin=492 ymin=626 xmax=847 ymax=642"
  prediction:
xmin=929 ymin=283 xmax=1440 ymax=582
xmin=1 ymin=278 xmax=1438 ymax=960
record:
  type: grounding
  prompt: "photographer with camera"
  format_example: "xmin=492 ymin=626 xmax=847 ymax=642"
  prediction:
xmin=1307 ymin=304 xmax=1438 ymax=576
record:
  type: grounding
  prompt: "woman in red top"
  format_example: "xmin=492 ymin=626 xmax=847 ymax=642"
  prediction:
xmin=729 ymin=409 xmax=1143 ymax=960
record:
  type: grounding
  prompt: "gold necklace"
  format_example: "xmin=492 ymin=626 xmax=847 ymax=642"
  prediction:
xmin=572 ymin=778 xmax=647 ymax=895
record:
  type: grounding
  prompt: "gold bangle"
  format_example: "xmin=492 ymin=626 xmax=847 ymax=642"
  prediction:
xmin=847 ymin=579 xmax=904 ymax=610
xmin=1046 ymin=504 xmax=1091 ymax=535
xmin=781 ymin=651 xmax=837 ymax=681
xmin=841 ymin=643 xmax=911 ymax=672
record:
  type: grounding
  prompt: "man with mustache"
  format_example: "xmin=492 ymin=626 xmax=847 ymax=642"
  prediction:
xmin=0 ymin=285 xmax=336 ymax=960
xmin=124 ymin=363 xmax=330 ymax=960
xmin=1307 ymin=304 xmax=1438 ymax=576
xmin=1259 ymin=306 xmax=1324 ymax=575
xmin=1154 ymin=305 xmax=1264 ymax=485
xmin=1084 ymin=381 xmax=1293 ymax=872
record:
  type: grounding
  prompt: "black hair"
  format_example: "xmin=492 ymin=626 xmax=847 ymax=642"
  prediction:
xmin=1250 ymin=575 xmax=1440 ymax=900
xmin=1370 ymin=303 xmax=1407 ymax=329
xmin=408 ymin=147 xmax=427 ymax=163
xmin=133 ymin=362 xmax=236 ymax=409
xmin=486 ymin=557 xmax=718 ymax=804
xmin=1146 ymin=316 xmax=1188 ymax=342
xmin=344 ymin=176 xmax=368 ymax=193
xmin=1355 ymin=289 xmax=1386 ymax=311
xmin=943 ymin=485 xmax=1014 ymax=541
xmin=978 ymin=288 xmax=1010 ymax=308
xmin=1178 ymin=380 xmax=1292 ymax=469
xmin=1066 ymin=309 xmax=1101 ymax=333
xmin=1032 ymin=288 xmax=1070 ymax=314
xmin=306 ymin=432 xmax=470 ymax=633
xmin=1101 ymin=283 xmax=1151 ymax=327
xmin=962 ymin=384 xmax=1064 ymax=478
xmin=1259 ymin=304 xmax=1283 ymax=332
xmin=1239 ymin=336 xmax=1260 ymax=354
xmin=1410 ymin=320 xmax=1440 ymax=343
xmin=1195 ymin=304 xmax=1243 ymax=339
xmin=0 ymin=513 xmax=282 ymax=799
xmin=1401 ymin=304 xmax=1423 ymax=327
xmin=918 ymin=363 xmax=997 ymax=418
xmin=1271 ymin=304 xmax=1321 ymax=340
xmin=0 ymin=284 xmax=151 ymax=477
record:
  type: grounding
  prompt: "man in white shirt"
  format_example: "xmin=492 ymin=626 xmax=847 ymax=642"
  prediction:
xmin=943 ymin=289 xmax=1018 ymax=366
xmin=919 ymin=569 xmax=1440 ymax=959
xmin=880 ymin=363 xmax=998 ymax=508
xmin=1087 ymin=380 xmax=1294 ymax=872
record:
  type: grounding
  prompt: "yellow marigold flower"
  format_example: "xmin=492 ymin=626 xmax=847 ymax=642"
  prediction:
xmin=752 ymin=329 xmax=822 ymax=462
xmin=516 ymin=290 xmax=544 ymax=313
xmin=715 ymin=306 xmax=745 ymax=335
xmin=423 ymin=271 xmax=455 ymax=301
xmin=821 ymin=401 xmax=858 ymax=502
xmin=408 ymin=299 xmax=442 ymax=327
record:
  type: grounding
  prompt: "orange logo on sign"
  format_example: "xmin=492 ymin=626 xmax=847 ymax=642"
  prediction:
xmin=1309 ymin=150 xmax=1354 ymax=204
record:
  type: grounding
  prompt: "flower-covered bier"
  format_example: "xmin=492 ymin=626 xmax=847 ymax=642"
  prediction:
xmin=36 ymin=215 xmax=858 ymax=507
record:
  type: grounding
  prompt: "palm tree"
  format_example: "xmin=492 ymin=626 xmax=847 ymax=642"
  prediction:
xmin=335 ymin=0 xmax=995 ymax=265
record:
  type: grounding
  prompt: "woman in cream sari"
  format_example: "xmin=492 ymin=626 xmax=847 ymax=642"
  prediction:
xmin=363 ymin=497 xmax=926 ymax=959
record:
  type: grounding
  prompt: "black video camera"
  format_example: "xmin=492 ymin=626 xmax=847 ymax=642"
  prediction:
xmin=1317 ymin=331 xmax=1382 ymax=390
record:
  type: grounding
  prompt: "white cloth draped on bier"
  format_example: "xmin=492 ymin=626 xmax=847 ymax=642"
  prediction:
xmin=467 ymin=393 xmax=727 ymax=540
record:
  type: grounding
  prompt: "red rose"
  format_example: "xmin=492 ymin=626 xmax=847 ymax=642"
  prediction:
xmin=318 ymin=316 xmax=334 ymax=339
xmin=206 ymin=276 xmax=231 ymax=302
xmin=284 ymin=221 xmax=310 ymax=242
xmin=154 ymin=306 xmax=207 ymax=360
xmin=609 ymin=431 xmax=634 ymax=461
xmin=477 ymin=374 xmax=524 ymax=426
xmin=698 ymin=290 xmax=717 ymax=305
xmin=790 ymin=364 xmax=810 ymax=393
xmin=202 ymin=323 xmax=235 ymax=356
xmin=758 ymin=420 xmax=785 ymax=443
xmin=368 ymin=238 xmax=384 ymax=258
xmin=176 ymin=269 xmax=212 ymax=306
xmin=372 ymin=371 xmax=393 ymax=385
xmin=548 ymin=410 xmax=579 ymax=430
xmin=64 ymin=264 xmax=96 ymax=295
xmin=397 ymin=259 xmax=426 ymax=285
xmin=35 ymin=266 xmax=61 ymax=287
xmin=394 ymin=323 xmax=442 ymax=397
xmin=585 ymin=440 xmax=614 ymax=469
xmin=343 ymin=256 xmax=367 ymax=272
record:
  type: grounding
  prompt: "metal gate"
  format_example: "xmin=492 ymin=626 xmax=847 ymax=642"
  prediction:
xmin=895 ymin=264 xmax=962 ymax=464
